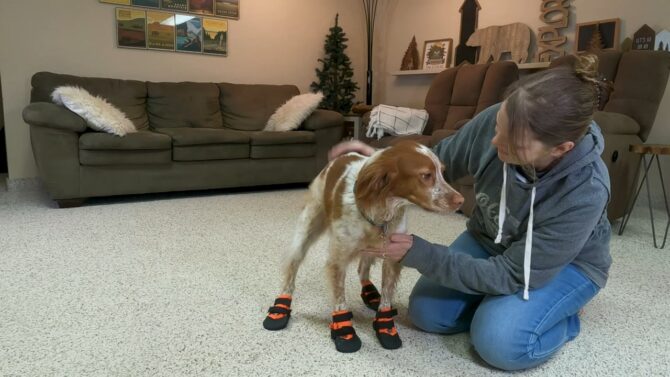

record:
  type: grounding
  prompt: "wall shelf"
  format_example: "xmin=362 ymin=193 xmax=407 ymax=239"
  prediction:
xmin=392 ymin=61 xmax=551 ymax=76
xmin=391 ymin=69 xmax=444 ymax=76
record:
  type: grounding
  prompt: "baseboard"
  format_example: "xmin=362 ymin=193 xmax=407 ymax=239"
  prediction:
xmin=6 ymin=177 xmax=43 ymax=192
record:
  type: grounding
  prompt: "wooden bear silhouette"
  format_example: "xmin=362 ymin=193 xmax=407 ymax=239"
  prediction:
xmin=466 ymin=22 xmax=532 ymax=64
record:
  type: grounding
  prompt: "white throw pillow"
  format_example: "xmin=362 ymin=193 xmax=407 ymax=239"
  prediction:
xmin=51 ymin=86 xmax=136 ymax=136
xmin=264 ymin=92 xmax=324 ymax=132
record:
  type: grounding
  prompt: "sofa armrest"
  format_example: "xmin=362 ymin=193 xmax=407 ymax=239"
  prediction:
xmin=23 ymin=102 xmax=87 ymax=133
xmin=593 ymin=111 xmax=640 ymax=135
xmin=302 ymin=109 xmax=343 ymax=131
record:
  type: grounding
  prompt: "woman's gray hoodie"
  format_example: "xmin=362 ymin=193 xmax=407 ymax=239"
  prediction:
xmin=401 ymin=103 xmax=612 ymax=299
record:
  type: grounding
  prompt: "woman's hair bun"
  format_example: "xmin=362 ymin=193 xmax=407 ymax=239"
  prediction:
xmin=574 ymin=54 xmax=600 ymax=84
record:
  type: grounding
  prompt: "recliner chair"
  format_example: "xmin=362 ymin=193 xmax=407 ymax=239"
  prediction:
xmin=550 ymin=50 xmax=670 ymax=220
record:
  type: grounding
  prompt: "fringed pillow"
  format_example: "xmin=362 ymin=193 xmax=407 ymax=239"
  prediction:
xmin=51 ymin=86 xmax=136 ymax=136
xmin=264 ymin=92 xmax=324 ymax=132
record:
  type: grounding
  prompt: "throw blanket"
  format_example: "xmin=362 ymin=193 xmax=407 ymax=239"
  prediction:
xmin=366 ymin=105 xmax=429 ymax=140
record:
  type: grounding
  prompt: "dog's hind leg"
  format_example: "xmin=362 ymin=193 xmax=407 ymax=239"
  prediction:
xmin=326 ymin=246 xmax=361 ymax=353
xmin=373 ymin=260 xmax=403 ymax=349
xmin=263 ymin=199 xmax=325 ymax=331
xmin=280 ymin=199 xmax=326 ymax=295
xmin=358 ymin=256 xmax=381 ymax=310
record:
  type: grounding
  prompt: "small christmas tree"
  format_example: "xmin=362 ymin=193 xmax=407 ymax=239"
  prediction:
xmin=310 ymin=14 xmax=359 ymax=114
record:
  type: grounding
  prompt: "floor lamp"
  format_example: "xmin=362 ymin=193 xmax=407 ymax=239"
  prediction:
xmin=363 ymin=0 xmax=379 ymax=106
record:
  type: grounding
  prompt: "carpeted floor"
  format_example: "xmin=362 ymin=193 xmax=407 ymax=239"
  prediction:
xmin=1 ymin=185 xmax=669 ymax=376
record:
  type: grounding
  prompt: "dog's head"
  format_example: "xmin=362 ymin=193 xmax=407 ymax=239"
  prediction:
xmin=355 ymin=140 xmax=464 ymax=216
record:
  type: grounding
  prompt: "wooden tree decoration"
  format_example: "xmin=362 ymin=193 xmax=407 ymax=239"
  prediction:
xmin=400 ymin=35 xmax=420 ymax=70
xmin=589 ymin=28 xmax=604 ymax=52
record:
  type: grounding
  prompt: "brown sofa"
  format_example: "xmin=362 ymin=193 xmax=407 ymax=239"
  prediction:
xmin=22 ymin=72 xmax=344 ymax=207
xmin=550 ymin=50 xmax=670 ymax=220
xmin=361 ymin=61 xmax=520 ymax=215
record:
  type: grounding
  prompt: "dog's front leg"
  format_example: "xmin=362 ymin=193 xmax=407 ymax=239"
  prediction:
xmin=326 ymin=247 xmax=362 ymax=353
xmin=374 ymin=259 xmax=403 ymax=349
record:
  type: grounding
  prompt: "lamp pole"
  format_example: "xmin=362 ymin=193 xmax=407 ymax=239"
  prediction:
xmin=363 ymin=0 xmax=379 ymax=105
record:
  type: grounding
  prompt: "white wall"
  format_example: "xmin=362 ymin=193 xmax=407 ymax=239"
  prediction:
xmin=0 ymin=0 xmax=366 ymax=180
xmin=3 ymin=0 xmax=670 ymax=188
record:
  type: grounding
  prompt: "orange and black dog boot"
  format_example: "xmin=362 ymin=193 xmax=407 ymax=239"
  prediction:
xmin=263 ymin=294 xmax=292 ymax=331
xmin=330 ymin=310 xmax=361 ymax=353
xmin=373 ymin=307 xmax=402 ymax=350
xmin=360 ymin=280 xmax=381 ymax=311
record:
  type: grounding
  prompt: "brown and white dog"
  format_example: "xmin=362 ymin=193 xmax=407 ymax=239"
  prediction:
xmin=263 ymin=140 xmax=463 ymax=353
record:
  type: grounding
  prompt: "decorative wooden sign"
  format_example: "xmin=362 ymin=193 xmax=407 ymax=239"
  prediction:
xmin=455 ymin=0 xmax=480 ymax=65
xmin=400 ymin=35 xmax=421 ymax=70
xmin=466 ymin=23 xmax=532 ymax=64
xmin=633 ymin=24 xmax=656 ymax=51
xmin=537 ymin=0 xmax=570 ymax=62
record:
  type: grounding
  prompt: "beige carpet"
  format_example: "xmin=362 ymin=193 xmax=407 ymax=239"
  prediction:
xmin=1 ymin=185 xmax=669 ymax=376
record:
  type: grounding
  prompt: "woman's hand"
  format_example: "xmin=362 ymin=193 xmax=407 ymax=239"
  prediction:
xmin=328 ymin=140 xmax=376 ymax=161
xmin=360 ymin=234 xmax=413 ymax=263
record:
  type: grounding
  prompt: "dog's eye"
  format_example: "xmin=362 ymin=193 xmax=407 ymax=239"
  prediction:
xmin=421 ymin=172 xmax=432 ymax=181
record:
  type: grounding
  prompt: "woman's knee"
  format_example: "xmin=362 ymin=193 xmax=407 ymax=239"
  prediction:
xmin=408 ymin=279 xmax=478 ymax=334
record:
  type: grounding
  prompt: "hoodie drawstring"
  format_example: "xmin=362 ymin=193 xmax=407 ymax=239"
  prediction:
xmin=523 ymin=186 xmax=536 ymax=300
xmin=494 ymin=163 xmax=507 ymax=244
xmin=494 ymin=162 xmax=536 ymax=301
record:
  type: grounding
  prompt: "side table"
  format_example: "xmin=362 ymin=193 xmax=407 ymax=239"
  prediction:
xmin=343 ymin=113 xmax=364 ymax=140
xmin=618 ymin=144 xmax=670 ymax=248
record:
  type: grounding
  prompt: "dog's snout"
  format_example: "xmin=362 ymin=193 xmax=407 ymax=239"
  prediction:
xmin=448 ymin=192 xmax=464 ymax=210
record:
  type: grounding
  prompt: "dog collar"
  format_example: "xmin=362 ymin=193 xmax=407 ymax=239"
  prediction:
xmin=359 ymin=209 xmax=388 ymax=236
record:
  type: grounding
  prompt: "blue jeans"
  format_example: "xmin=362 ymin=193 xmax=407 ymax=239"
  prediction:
xmin=408 ymin=231 xmax=600 ymax=371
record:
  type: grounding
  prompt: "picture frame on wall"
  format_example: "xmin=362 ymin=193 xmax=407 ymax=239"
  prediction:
xmin=575 ymin=18 xmax=621 ymax=54
xmin=215 ymin=0 xmax=239 ymax=19
xmin=176 ymin=15 xmax=203 ymax=52
xmin=161 ymin=0 xmax=188 ymax=12
xmin=189 ymin=0 xmax=214 ymax=15
xmin=116 ymin=8 xmax=147 ymax=49
xmin=203 ymin=18 xmax=228 ymax=55
xmin=147 ymin=11 xmax=175 ymax=51
xmin=131 ymin=0 xmax=160 ymax=8
xmin=100 ymin=0 xmax=131 ymax=5
xmin=422 ymin=38 xmax=453 ymax=70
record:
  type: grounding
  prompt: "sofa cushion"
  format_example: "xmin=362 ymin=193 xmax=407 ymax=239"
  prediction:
xmin=218 ymin=83 xmax=300 ymax=131
xmin=31 ymin=71 xmax=149 ymax=130
xmin=78 ymin=130 xmax=171 ymax=166
xmin=79 ymin=130 xmax=171 ymax=150
xmin=147 ymin=82 xmax=223 ymax=128
xmin=154 ymin=127 xmax=250 ymax=145
xmin=249 ymin=130 xmax=315 ymax=159
xmin=154 ymin=127 xmax=251 ymax=161
xmin=250 ymin=130 xmax=315 ymax=145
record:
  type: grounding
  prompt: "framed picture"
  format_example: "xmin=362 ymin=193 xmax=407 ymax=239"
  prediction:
xmin=203 ymin=18 xmax=228 ymax=55
xmin=116 ymin=8 xmax=147 ymax=49
xmin=100 ymin=0 xmax=131 ymax=5
xmin=422 ymin=38 xmax=453 ymax=70
xmin=161 ymin=0 xmax=188 ymax=11
xmin=575 ymin=18 xmax=621 ymax=53
xmin=147 ymin=11 xmax=175 ymax=51
xmin=189 ymin=0 xmax=214 ymax=15
xmin=131 ymin=0 xmax=160 ymax=8
xmin=176 ymin=15 xmax=203 ymax=52
xmin=215 ymin=0 xmax=239 ymax=19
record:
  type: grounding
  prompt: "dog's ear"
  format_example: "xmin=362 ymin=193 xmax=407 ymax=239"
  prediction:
xmin=355 ymin=156 xmax=397 ymax=201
